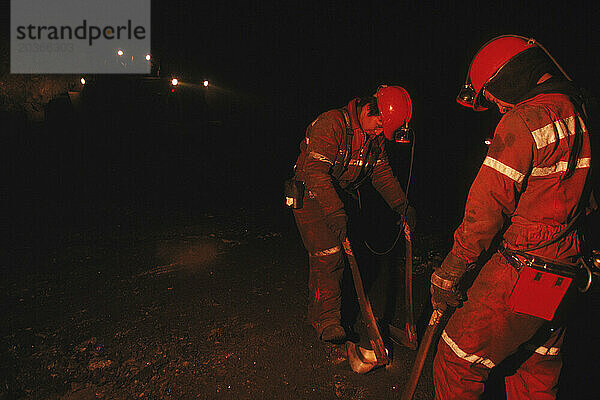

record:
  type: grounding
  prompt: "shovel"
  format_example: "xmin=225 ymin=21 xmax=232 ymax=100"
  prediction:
xmin=388 ymin=224 xmax=418 ymax=350
xmin=342 ymin=238 xmax=390 ymax=373
xmin=400 ymin=309 xmax=444 ymax=400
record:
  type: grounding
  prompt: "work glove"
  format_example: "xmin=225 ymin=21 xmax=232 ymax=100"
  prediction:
xmin=430 ymin=283 xmax=464 ymax=313
xmin=394 ymin=204 xmax=417 ymax=232
xmin=326 ymin=209 xmax=348 ymax=244
xmin=430 ymin=252 xmax=469 ymax=312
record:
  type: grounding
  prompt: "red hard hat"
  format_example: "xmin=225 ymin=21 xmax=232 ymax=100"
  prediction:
xmin=376 ymin=85 xmax=413 ymax=140
xmin=457 ymin=35 xmax=537 ymax=111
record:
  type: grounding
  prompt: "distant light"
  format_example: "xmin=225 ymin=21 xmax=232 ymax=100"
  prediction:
xmin=117 ymin=49 xmax=124 ymax=56
xmin=80 ymin=77 xmax=86 ymax=85
xmin=171 ymin=78 xmax=178 ymax=86
xmin=203 ymin=80 xmax=209 ymax=87
xmin=484 ymin=138 xmax=492 ymax=146
xmin=145 ymin=54 xmax=151 ymax=61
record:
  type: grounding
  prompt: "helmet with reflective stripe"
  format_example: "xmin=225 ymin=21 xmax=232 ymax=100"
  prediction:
xmin=376 ymin=85 xmax=413 ymax=140
xmin=457 ymin=35 xmax=537 ymax=111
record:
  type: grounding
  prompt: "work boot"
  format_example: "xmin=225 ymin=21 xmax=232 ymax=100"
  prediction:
xmin=320 ymin=324 xmax=346 ymax=343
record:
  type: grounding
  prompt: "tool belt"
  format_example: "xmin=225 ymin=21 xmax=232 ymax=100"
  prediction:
xmin=499 ymin=246 xmax=580 ymax=321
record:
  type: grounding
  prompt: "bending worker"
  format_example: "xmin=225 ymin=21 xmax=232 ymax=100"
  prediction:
xmin=431 ymin=35 xmax=595 ymax=399
xmin=290 ymin=86 xmax=416 ymax=343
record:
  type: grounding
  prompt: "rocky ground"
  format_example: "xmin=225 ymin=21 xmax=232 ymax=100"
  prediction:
xmin=1 ymin=205 xmax=599 ymax=400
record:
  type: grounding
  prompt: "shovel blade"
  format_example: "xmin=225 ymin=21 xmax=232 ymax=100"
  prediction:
xmin=388 ymin=324 xmax=418 ymax=350
xmin=346 ymin=341 xmax=389 ymax=374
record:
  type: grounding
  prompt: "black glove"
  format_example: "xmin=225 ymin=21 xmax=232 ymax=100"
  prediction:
xmin=430 ymin=252 xmax=469 ymax=312
xmin=326 ymin=210 xmax=348 ymax=244
xmin=395 ymin=204 xmax=417 ymax=232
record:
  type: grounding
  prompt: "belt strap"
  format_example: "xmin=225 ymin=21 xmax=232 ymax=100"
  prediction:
xmin=499 ymin=246 xmax=579 ymax=278
xmin=498 ymin=246 xmax=525 ymax=271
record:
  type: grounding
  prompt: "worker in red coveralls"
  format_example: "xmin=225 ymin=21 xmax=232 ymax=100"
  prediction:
xmin=291 ymin=86 xmax=416 ymax=343
xmin=431 ymin=35 xmax=595 ymax=399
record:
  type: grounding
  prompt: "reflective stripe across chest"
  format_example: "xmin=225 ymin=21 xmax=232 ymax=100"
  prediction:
xmin=346 ymin=138 xmax=378 ymax=170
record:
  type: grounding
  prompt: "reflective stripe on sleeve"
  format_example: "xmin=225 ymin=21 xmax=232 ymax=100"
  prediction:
xmin=483 ymin=156 xmax=525 ymax=183
xmin=534 ymin=346 xmax=560 ymax=356
xmin=531 ymin=115 xmax=587 ymax=149
xmin=312 ymin=245 xmax=341 ymax=257
xmin=441 ymin=330 xmax=496 ymax=368
xmin=308 ymin=151 xmax=333 ymax=165
xmin=531 ymin=157 xmax=591 ymax=177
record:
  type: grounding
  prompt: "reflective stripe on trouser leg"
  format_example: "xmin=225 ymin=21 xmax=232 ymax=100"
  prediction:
xmin=293 ymin=195 xmax=345 ymax=335
xmin=505 ymin=327 xmax=564 ymax=400
xmin=433 ymin=337 xmax=493 ymax=400
xmin=307 ymin=246 xmax=344 ymax=334
xmin=433 ymin=253 xmax=549 ymax=399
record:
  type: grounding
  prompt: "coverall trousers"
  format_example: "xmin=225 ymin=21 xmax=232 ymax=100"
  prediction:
xmin=433 ymin=253 xmax=564 ymax=399
xmin=293 ymin=194 xmax=345 ymax=336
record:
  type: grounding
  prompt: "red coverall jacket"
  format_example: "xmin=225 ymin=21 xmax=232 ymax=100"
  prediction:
xmin=434 ymin=93 xmax=592 ymax=399
xmin=293 ymin=98 xmax=408 ymax=333
xmin=294 ymin=98 xmax=408 ymax=216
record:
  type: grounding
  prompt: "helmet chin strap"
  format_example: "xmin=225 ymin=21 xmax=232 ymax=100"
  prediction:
xmin=356 ymin=104 xmax=367 ymax=133
xmin=483 ymin=87 xmax=515 ymax=113
xmin=363 ymin=128 xmax=382 ymax=136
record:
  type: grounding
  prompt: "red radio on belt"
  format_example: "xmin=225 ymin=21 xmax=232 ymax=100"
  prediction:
xmin=501 ymin=248 xmax=578 ymax=321
xmin=508 ymin=265 xmax=573 ymax=320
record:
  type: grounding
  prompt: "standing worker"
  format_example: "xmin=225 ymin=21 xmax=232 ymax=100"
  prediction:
xmin=431 ymin=35 xmax=595 ymax=399
xmin=287 ymin=86 xmax=417 ymax=343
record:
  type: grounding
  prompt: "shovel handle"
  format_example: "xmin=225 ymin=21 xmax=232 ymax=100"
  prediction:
xmin=342 ymin=238 xmax=389 ymax=365
xmin=400 ymin=309 xmax=443 ymax=400
xmin=403 ymin=225 xmax=417 ymax=347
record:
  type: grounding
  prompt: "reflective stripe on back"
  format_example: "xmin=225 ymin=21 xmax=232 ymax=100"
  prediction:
xmin=531 ymin=157 xmax=591 ymax=177
xmin=531 ymin=115 xmax=586 ymax=149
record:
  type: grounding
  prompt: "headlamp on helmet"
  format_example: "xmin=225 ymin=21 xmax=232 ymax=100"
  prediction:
xmin=392 ymin=123 xmax=414 ymax=144
xmin=457 ymin=83 xmax=477 ymax=108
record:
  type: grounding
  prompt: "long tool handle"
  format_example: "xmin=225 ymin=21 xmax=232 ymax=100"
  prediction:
xmin=342 ymin=238 xmax=389 ymax=365
xmin=400 ymin=309 xmax=443 ymax=400
xmin=403 ymin=225 xmax=417 ymax=349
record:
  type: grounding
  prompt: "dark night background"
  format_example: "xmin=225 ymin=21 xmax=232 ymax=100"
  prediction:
xmin=2 ymin=2 xmax=600 ymax=398
xmin=2 ymin=2 xmax=600 ymax=237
